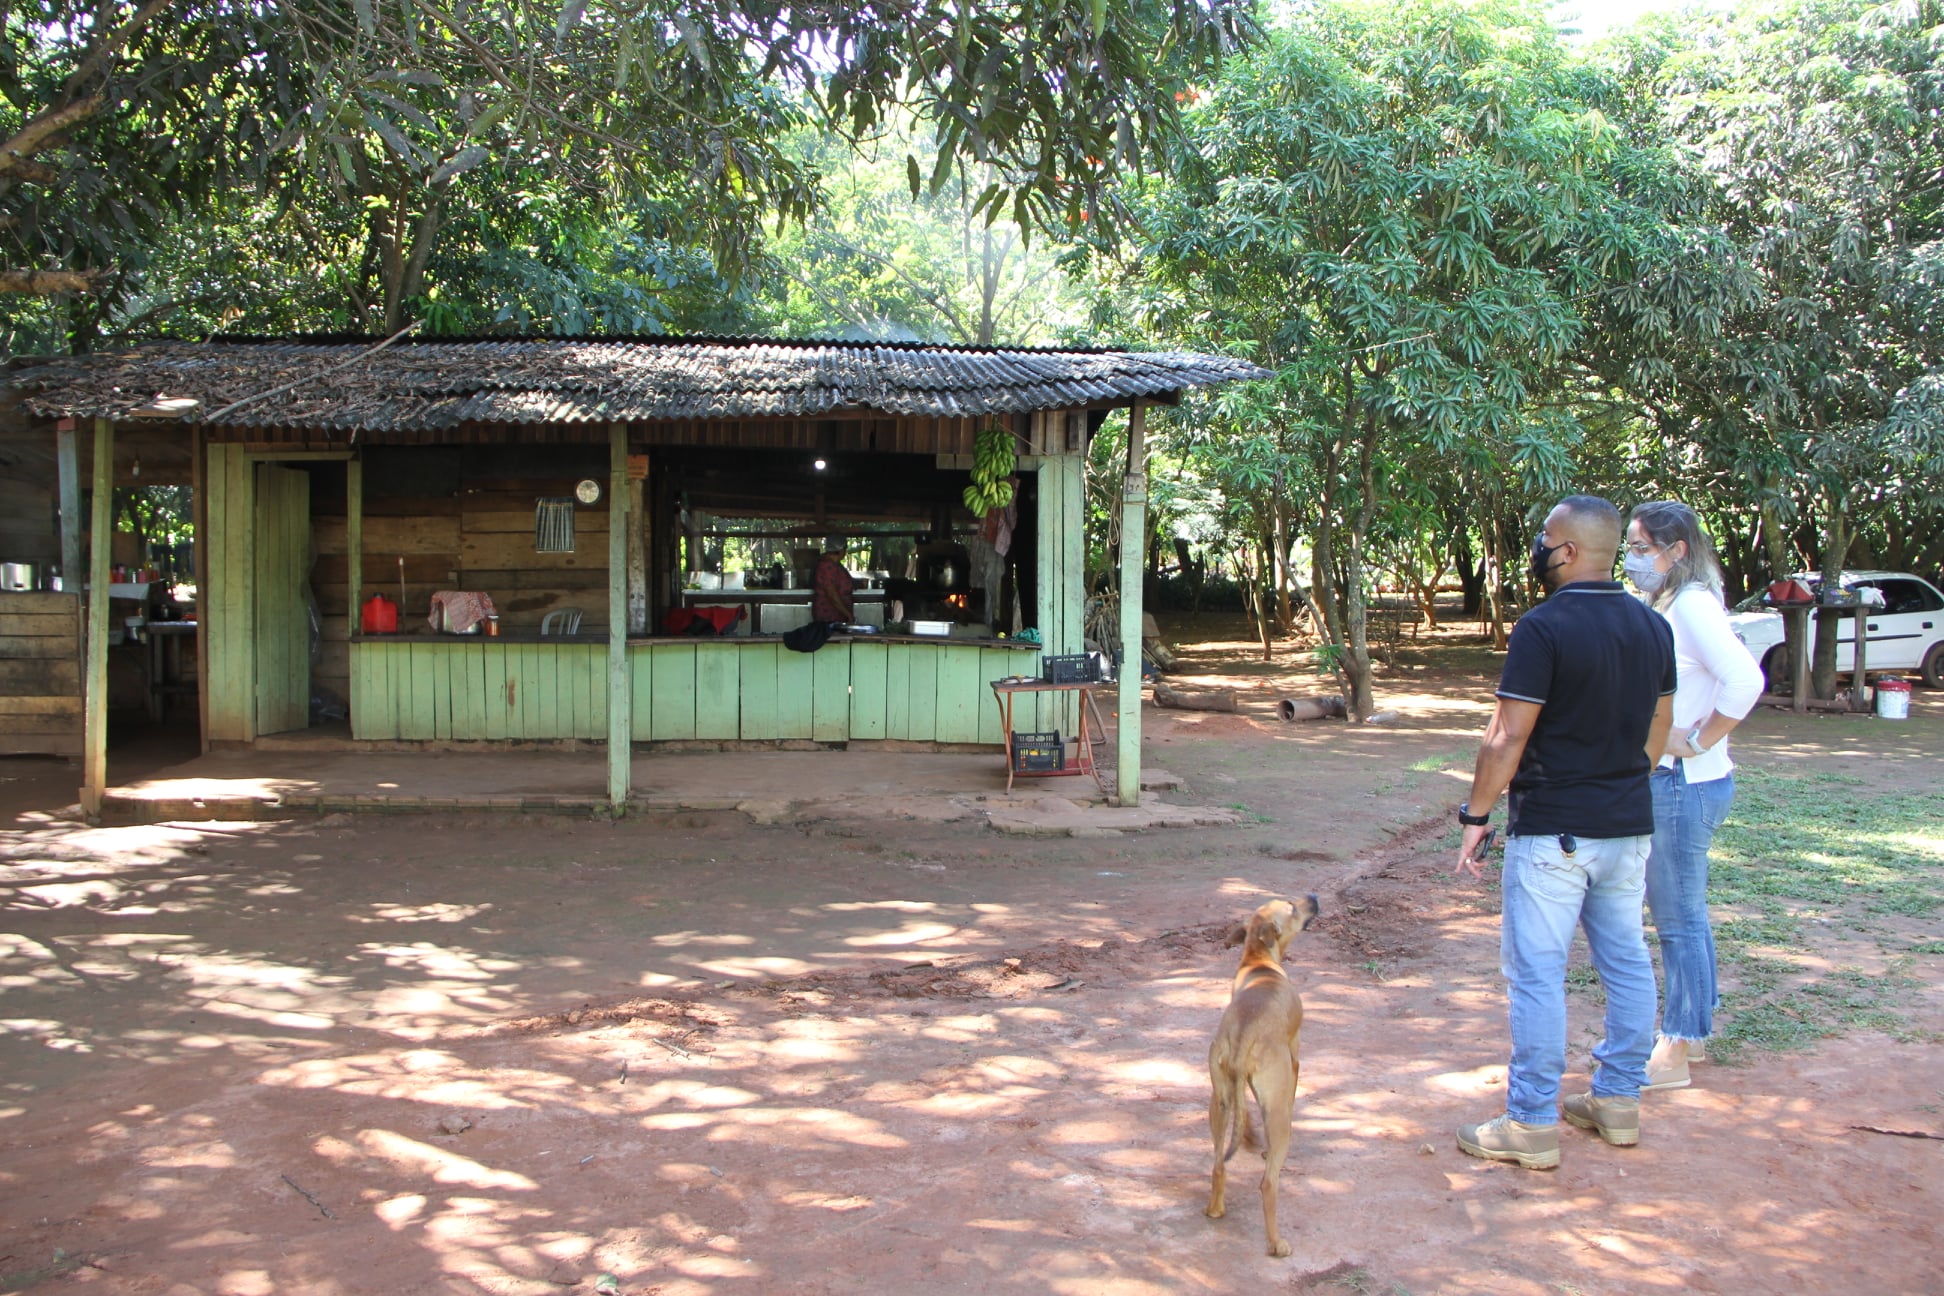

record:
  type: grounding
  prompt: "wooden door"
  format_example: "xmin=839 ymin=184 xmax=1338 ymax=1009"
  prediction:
xmin=253 ymin=463 xmax=310 ymax=734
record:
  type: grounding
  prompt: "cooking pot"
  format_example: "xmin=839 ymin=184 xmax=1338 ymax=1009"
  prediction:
xmin=0 ymin=562 xmax=37 ymax=592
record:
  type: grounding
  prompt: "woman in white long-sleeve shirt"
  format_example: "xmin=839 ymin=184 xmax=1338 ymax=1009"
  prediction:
xmin=1623 ymin=502 xmax=1765 ymax=1091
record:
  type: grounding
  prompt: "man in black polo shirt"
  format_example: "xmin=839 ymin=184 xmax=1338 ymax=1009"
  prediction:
xmin=1451 ymin=495 xmax=1676 ymax=1169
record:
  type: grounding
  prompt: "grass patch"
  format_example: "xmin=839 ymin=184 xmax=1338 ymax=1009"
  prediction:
xmin=1407 ymin=749 xmax=1472 ymax=774
xmin=1710 ymin=769 xmax=1944 ymax=918
xmin=1713 ymin=965 xmax=1918 ymax=1061
xmin=1692 ymin=768 xmax=1943 ymax=1061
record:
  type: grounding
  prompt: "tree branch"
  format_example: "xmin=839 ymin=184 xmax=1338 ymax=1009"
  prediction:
xmin=0 ymin=267 xmax=102 ymax=294
xmin=0 ymin=95 xmax=108 ymax=173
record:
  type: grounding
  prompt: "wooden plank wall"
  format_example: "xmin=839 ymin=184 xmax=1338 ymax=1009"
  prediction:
xmin=0 ymin=591 xmax=83 ymax=756
xmin=311 ymin=445 xmax=615 ymax=710
xmin=351 ymin=640 xmax=609 ymax=740
xmin=254 ymin=464 xmax=312 ymax=735
xmin=203 ymin=444 xmax=256 ymax=741
xmin=625 ymin=640 xmax=1027 ymax=743
xmin=348 ymin=638 xmax=1032 ymax=744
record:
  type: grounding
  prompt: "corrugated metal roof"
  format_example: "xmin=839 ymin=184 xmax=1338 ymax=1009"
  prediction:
xmin=8 ymin=335 xmax=1268 ymax=432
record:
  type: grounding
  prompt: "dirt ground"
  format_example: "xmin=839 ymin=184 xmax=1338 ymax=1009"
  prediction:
xmin=3 ymin=615 xmax=1941 ymax=1296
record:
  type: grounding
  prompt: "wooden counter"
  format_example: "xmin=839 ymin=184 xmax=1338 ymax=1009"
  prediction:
xmin=348 ymin=633 xmax=1043 ymax=743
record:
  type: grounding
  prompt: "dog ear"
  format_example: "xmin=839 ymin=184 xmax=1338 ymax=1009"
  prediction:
xmin=1222 ymin=922 xmax=1248 ymax=948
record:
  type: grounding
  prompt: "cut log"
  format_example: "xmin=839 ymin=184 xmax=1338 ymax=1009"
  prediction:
xmin=1278 ymin=695 xmax=1347 ymax=722
xmin=1152 ymin=681 xmax=1236 ymax=712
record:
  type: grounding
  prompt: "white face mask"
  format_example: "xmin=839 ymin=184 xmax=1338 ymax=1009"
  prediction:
xmin=1624 ymin=550 xmax=1666 ymax=593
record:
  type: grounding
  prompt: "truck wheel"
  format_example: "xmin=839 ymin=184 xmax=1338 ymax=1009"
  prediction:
xmin=1761 ymin=645 xmax=1792 ymax=693
xmin=1923 ymin=642 xmax=1944 ymax=689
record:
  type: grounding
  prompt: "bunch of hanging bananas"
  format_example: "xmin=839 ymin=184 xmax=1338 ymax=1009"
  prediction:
xmin=962 ymin=424 xmax=1017 ymax=516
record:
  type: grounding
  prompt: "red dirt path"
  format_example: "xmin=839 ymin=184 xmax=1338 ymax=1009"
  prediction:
xmin=2 ymin=617 xmax=1939 ymax=1295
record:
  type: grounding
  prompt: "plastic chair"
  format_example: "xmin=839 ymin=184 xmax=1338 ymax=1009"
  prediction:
xmin=540 ymin=607 xmax=584 ymax=636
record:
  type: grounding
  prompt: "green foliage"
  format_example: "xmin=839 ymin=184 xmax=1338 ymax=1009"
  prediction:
xmin=1111 ymin=0 xmax=1675 ymax=709
xmin=2 ymin=0 xmax=1255 ymax=349
xmin=1600 ymin=0 xmax=1944 ymax=619
xmin=758 ymin=121 xmax=1086 ymax=344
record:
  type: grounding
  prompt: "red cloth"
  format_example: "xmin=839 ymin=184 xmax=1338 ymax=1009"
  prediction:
xmin=810 ymin=555 xmax=855 ymax=623
xmin=664 ymin=605 xmax=744 ymax=636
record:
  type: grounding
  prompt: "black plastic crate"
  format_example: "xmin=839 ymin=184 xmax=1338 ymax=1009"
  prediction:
xmin=1011 ymin=730 xmax=1064 ymax=773
xmin=1041 ymin=653 xmax=1097 ymax=684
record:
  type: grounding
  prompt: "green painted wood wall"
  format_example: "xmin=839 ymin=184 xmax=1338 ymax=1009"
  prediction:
xmin=254 ymin=463 xmax=311 ymax=735
xmin=351 ymin=640 xmax=609 ymax=740
xmin=1034 ymin=452 xmax=1086 ymax=734
xmin=203 ymin=444 xmax=256 ymax=741
xmin=350 ymin=639 xmax=1033 ymax=743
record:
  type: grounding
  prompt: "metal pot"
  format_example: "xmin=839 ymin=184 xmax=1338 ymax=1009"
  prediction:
xmin=1 ymin=562 xmax=38 ymax=592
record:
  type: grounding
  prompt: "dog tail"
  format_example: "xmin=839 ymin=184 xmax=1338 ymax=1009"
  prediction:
xmin=1218 ymin=1068 xmax=1249 ymax=1163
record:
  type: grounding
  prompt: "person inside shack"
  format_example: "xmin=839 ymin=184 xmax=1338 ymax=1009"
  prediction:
xmin=810 ymin=539 xmax=855 ymax=625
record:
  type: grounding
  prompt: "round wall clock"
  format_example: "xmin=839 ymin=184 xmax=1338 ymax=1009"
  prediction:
xmin=574 ymin=478 xmax=602 ymax=505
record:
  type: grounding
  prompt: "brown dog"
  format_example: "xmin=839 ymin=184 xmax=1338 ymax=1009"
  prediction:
xmin=1205 ymin=895 xmax=1320 ymax=1257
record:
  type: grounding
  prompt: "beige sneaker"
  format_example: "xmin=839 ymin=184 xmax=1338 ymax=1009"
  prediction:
xmin=1644 ymin=1055 xmax=1691 ymax=1091
xmin=1563 ymin=1092 xmax=1641 ymax=1146
xmin=1457 ymin=1114 xmax=1560 ymax=1169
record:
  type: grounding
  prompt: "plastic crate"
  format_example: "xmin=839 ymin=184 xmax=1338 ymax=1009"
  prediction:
xmin=1011 ymin=730 xmax=1064 ymax=773
xmin=1041 ymin=654 xmax=1097 ymax=684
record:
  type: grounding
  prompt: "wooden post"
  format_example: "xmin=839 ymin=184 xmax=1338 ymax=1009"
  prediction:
xmin=193 ymin=426 xmax=209 ymax=752
xmin=1117 ymin=401 xmax=1147 ymax=807
xmin=346 ymin=457 xmax=364 ymax=632
xmin=607 ymin=422 xmax=632 ymax=809
xmin=81 ymin=418 xmax=114 ymax=817
xmin=56 ymin=418 xmax=82 ymax=589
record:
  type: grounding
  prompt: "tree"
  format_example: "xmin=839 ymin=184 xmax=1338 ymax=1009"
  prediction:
xmin=1604 ymin=0 xmax=1944 ymax=696
xmin=760 ymin=121 xmax=1085 ymax=345
xmin=3 ymin=0 xmax=1258 ymax=348
xmin=1114 ymin=0 xmax=1681 ymax=716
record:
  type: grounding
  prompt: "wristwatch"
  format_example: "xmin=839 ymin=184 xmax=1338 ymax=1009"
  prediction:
xmin=1685 ymin=726 xmax=1709 ymax=753
xmin=1457 ymin=801 xmax=1491 ymax=827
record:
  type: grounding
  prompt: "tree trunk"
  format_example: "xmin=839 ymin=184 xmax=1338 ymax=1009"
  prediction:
xmin=1480 ymin=502 xmax=1508 ymax=650
xmin=1811 ymin=504 xmax=1848 ymax=700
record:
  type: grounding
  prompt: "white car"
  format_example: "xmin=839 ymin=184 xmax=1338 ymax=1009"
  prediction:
xmin=1726 ymin=571 xmax=1944 ymax=690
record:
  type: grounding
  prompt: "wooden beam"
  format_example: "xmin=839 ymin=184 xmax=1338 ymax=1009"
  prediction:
xmin=81 ymin=418 xmax=113 ymax=817
xmin=56 ymin=419 xmax=81 ymax=590
xmin=1117 ymin=401 xmax=1147 ymax=806
xmin=607 ymin=422 xmax=632 ymax=808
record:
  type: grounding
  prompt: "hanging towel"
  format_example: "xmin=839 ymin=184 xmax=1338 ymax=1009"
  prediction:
xmin=427 ymin=590 xmax=498 ymax=634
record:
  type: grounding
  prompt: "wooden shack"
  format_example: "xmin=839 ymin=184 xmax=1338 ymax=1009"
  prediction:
xmin=8 ymin=335 xmax=1263 ymax=812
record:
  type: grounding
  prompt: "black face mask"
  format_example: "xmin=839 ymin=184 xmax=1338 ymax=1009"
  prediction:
xmin=1530 ymin=534 xmax=1566 ymax=590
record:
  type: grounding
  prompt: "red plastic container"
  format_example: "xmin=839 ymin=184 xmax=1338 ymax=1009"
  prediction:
xmin=360 ymin=593 xmax=399 ymax=634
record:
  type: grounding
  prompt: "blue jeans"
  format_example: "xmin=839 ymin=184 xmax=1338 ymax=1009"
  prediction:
xmin=1500 ymin=832 xmax=1657 ymax=1123
xmin=1646 ymin=765 xmax=1734 ymax=1042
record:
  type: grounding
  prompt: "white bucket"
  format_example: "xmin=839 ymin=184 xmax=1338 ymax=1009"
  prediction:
xmin=1875 ymin=678 xmax=1912 ymax=720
